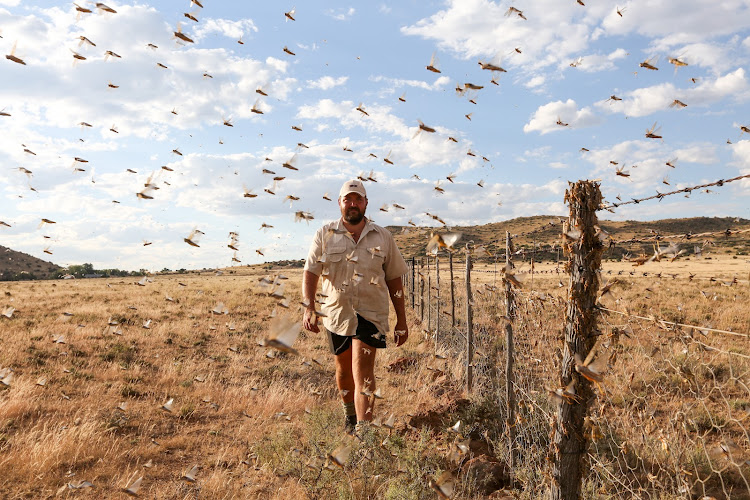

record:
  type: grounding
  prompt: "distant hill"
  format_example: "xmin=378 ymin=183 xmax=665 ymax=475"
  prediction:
xmin=0 ymin=245 xmax=62 ymax=280
xmin=389 ymin=215 xmax=750 ymax=261
xmin=3 ymin=216 xmax=749 ymax=280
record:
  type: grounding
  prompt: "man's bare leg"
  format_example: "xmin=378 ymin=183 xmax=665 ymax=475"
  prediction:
xmin=352 ymin=339 xmax=377 ymax=421
xmin=334 ymin=346 xmax=355 ymax=403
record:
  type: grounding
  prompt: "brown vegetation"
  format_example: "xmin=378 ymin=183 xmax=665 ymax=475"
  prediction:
xmin=0 ymin=222 xmax=749 ymax=498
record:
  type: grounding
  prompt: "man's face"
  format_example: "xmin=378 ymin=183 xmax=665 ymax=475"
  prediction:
xmin=339 ymin=192 xmax=367 ymax=224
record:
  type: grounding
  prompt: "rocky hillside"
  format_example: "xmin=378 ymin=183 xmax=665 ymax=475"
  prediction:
xmin=0 ymin=245 xmax=62 ymax=280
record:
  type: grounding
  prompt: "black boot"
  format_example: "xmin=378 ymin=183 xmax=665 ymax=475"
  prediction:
xmin=344 ymin=414 xmax=357 ymax=434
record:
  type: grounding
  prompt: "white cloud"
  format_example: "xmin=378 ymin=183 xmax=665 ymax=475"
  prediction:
xmin=595 ymin=68 xmax=749 ymax=118
xmin=403 ymin=0 xmax=750 ymax=80
xmin=370 ymin=75 xmax=450 ymax=92
xmin=191 ymin=17 xmax=258 ymax=43
xmin=571 ymin=48 xmax=628 ymax=72
xmin=730 ymin=140 xmax=750 ymax=189
xmin=326 ymin=7 xmax=355 ymax=21
xmin=306 ymin=75 xmax=348 ymax=90
xmin=524 ymin=75 xmax=545 ymax=89
xmin=672 ymin=144 xmax=719 ymax=165
xmin=582 ymin=140 xmax=722 ymax=194
xmin=600 ymin=0 xmax=750 ymax=44
xmin=524 ymin=99 xmax=601 ymax=134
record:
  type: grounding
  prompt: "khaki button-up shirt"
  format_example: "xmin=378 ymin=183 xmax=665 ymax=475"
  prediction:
xmin=304 ymin=218 xmax=408 ymax=338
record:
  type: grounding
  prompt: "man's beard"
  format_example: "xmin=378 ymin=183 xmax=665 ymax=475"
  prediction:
xmin=344 ymin=207 xmax=364 ymax=224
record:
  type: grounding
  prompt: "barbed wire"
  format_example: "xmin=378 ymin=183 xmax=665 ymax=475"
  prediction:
xmin=597 ymin=305 xmax=750 ymax=340
xmin=409 ymin=227 xmax=750 ymax=263
xmin=613 ymin=227 xmax=750 ymax=245
xmin=599 ymin=173 xmax=750 ymax=210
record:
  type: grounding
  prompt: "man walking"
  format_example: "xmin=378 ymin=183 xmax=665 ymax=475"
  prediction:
xmin=302 ymin=179 xmax=409 ymax=434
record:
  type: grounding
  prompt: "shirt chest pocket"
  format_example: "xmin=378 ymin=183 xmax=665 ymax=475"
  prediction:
xmin=359 ymin=237 xmax=387 ymax=282
xmin=321 ymin=244 xmax=347 ymax=285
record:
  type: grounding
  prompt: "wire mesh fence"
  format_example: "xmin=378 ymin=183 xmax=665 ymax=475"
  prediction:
xmin=404 ymin=230 xmax=750 ymax=499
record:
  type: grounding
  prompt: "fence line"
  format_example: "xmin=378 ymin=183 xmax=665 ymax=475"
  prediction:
xmin=400 ymin=178 xmax=750 ymax=499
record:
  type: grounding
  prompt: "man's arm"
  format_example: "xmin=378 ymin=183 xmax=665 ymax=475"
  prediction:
xmin=302 ymin=270 xmax=320 ymax=333
xmin=386 ymin=276 xmax=408 ymax=346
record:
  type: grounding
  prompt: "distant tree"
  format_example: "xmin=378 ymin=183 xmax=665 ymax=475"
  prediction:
xmin=67 ymin=263 xmax=95 ymax=278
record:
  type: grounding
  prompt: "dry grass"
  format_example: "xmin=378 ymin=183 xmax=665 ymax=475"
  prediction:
xmin=1 ymin=254 xmax=749 ymax=499
xmin=0 ymin=268 xmax=465 ymax=499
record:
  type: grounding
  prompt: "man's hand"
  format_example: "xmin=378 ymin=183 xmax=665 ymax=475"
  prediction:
xmin=394 ymin=324 xmax=408 ymax=347
xmin=302 ymin=270 xmax=321 ymax=333
xmin=303 ymin=307 xmax=320 ymax=333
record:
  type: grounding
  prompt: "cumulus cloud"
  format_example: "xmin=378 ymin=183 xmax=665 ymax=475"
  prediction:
xmin=191 ymin=17 xmax=258 ymax=43
xmin=582 ymin=140 xmax=722 ymax=194
xmin=594 ymin=68 xmax=749 ymax=118
xmin=370 ymin=75 xmax=450 ymax=92
xmin=306 ymin=75 xmax=348 ymax=90
xmin=570 ymin=48 xmax=628 ymax=72
xmin=730 ymin=140 xmax=750 ymax=190
xmin=524 ymin=75 xmax=545 ymax=89
xmin=403 ymin=0 xmax=750 ymax=80
xmin=524 ymin=99 xmax=601 ymax=134
xmin=326 ymin=7 xmax=355 ymax=21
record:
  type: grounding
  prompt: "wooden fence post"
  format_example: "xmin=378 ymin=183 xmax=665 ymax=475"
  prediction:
xmin=465 ymin=246 xmax=474 ymax=393
xmin=531 ymin=238 xmax=535 ymax=291
xmin=411 ymin=257 xmax=416 ymax=309
xmin=435 ymin=254 xmax=440 ymax=353
xmin=504 ymin=231 xmax=518 ymax=471
xmin=550 ymin=180 xmax=604 ymax=500
xmin=419 ymin=260 xmax=425 ymax=323
xmin=449 ymin=252 xmax=456 ymax=327
xmin=427 ymin=275 xmax=432 ymax=335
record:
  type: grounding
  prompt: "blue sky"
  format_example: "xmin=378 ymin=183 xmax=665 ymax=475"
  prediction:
xmin=1 ymin=0 xmax=750 ymax=271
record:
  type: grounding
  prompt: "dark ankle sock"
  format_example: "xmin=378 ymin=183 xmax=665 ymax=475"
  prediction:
xmin=343 ymin=401 xmax=356 ymax=418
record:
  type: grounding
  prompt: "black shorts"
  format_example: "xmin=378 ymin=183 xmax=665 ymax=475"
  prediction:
xmin=327 ymin=314 xmax=387 ymax=355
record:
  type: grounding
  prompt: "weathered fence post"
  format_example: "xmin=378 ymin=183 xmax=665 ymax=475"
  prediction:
xmin=435 ymin=254 xmax=440 ymax=353
xmin=550 ymin=180 xmax=604 ymax=500
xmin=426 ymin=257 xmax=431 ymax=331
xmin=504 ymin=231 xmax=518 ymax=471
xmin=449 ymin=252 xmax=456 ymax=327
xmin=419 ymin=260 xmax=425 ymax=323
xmin=427 ymin=275 xmax=432 ymax=334
xmin=531 ymin=238 xmax=535 ymax=291
xmin=465 ymin=245 xmax=474 ymax=393
xmin=411 ymin=257 xmax=416 ymax=309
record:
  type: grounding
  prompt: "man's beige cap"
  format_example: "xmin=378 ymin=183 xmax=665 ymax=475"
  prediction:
xmin=339 ymin=179 xmax=367 ymax=198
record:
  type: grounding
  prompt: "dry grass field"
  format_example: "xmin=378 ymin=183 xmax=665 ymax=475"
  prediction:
xmin=0 ymin=251 xmax=749 ymax=499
